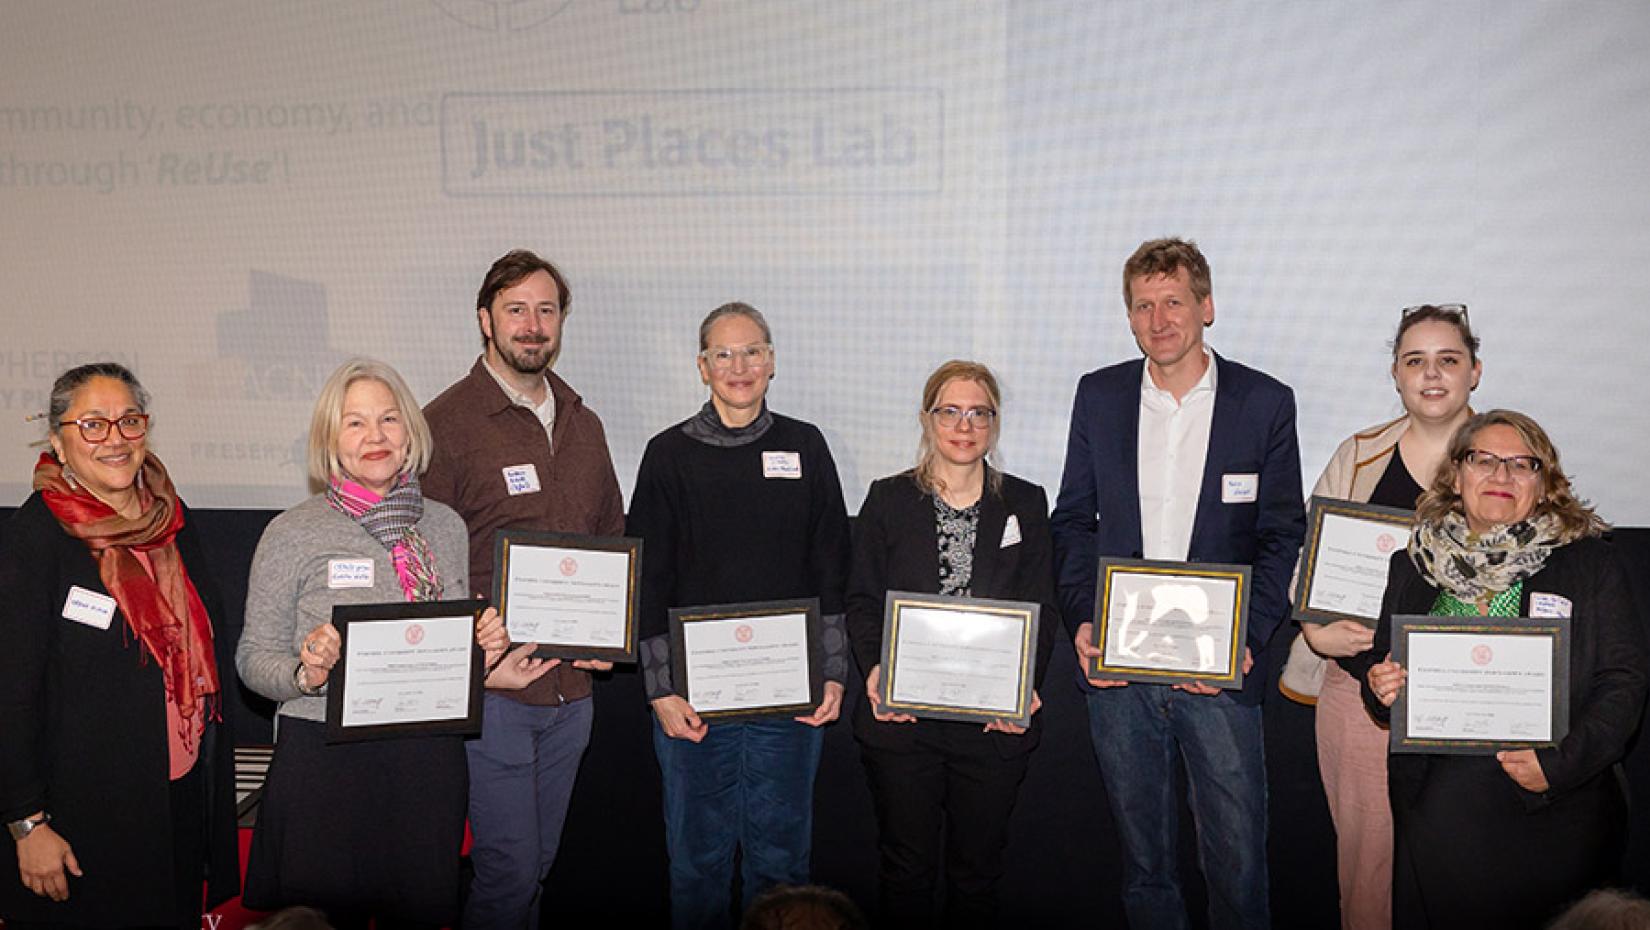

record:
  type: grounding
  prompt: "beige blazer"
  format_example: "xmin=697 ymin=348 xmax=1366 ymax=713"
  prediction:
xmin=1310 ymin=414 xmax=1410 ymax=505
xmin=1279 ymin=415 xmax=1409 ymax=703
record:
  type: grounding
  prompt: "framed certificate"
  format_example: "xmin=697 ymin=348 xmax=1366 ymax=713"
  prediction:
xmin=878 ymin=591 xmax=1039 ymax=727
xmin=1295 ymin=497 xmax=1414 ymax=627
xmin=1090 ymin=558 xmax=1251 ymax=688
xmin=493 ymin=529 xmax=641 ymax=663
xmin=324 ymin=600 xmax=485 ymax=744
xmin=1391 ymin=614 xmax=1571 ymax=755
xmin=669 ymin=598 xmax=823 ymax=721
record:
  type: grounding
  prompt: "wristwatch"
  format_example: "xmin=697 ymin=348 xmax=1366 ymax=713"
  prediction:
xmin=294 ymin=661 xmax=323 ymax=696
xmin=7 ymin=812 xmax=51 ymax=841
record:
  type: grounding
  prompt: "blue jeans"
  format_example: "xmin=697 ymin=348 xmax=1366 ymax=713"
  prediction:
xmin=1085 ymin=685 xmax=1269 ymax=930
xmin=652 ymin=717 xmax=825 ymax=930
xmin=463 ymin=693 xmax=594 ymax=930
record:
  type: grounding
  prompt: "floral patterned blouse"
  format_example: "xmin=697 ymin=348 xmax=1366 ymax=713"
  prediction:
xmin=934 ymin=494 xmax=980 ymax=597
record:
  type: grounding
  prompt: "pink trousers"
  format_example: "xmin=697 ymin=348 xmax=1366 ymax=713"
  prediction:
xmin=1316 ymin=661 xmax=1393 ymax=930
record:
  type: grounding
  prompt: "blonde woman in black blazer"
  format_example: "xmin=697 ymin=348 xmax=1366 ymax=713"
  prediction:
xmin=846 ymin=360 xmax=1059 ymax=929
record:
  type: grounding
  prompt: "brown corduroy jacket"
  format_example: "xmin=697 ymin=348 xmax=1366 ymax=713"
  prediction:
xmin=423 ymin=357 xmax=625 ymax=705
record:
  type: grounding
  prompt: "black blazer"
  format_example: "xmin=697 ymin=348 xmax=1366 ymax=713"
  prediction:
xmin=846 ymin=472 xmax=1060 ymax=756
xmin=0 ymin=492 xmax=241 ymax=924
xmin=1349 ymin=535 xmax=1648 ymax=927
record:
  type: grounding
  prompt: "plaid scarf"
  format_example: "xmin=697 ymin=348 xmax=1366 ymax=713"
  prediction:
xmin=33 ymin=452 xmax=220 ymax=749
xmin=326 ymin=475 xmax=442 ymax=602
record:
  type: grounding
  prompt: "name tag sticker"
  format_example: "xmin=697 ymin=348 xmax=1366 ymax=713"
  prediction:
xmin=62 ymin=586 xmax=116 ymax=629
xmin=1221 ymin=473 xmax=1260 ymax=504
xmin=328 ymin=559 xmax=374 ymax=589
xmin=1001 ymin=514 xmax=1022 ymax=548
xmin=1530 ymin=592 xmax=1573 ymax=619
xmin=502 ymin=464 xmax=542 ymax=496
xmin=762 ymin=451 xmax=803 ymax=479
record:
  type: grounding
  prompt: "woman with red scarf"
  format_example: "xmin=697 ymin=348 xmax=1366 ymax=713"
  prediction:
xmin=0 ymin=362 xmax=240 ymax=927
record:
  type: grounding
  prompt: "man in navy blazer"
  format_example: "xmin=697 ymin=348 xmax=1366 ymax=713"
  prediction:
xmin=1051 ymin=238 xmax=1305 ymax=930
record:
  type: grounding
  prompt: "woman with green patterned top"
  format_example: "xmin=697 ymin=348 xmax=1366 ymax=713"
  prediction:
xmin=1349 ymin=410 xmax=1647 ymax=929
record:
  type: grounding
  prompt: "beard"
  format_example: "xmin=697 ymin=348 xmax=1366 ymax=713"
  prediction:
xmin=493 ymin=336 xmax=554 ymax=376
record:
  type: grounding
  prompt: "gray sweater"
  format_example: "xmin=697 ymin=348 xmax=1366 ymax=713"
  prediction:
xmin=235 ymin=494 xmax=471 ymax=723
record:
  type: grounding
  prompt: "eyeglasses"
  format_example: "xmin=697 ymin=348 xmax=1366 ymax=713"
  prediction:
xmin=699 ymin=343 xmax=774 ymax=370
xmin=929 ymin=406 xmax=997 ymax=429
xmin=60 ymin=414 xmax=150 ymax=443
xmin=1461 ymin=449 xmax=1542 ymax=480
xmin=1402 ymin=303 xmax=1470 ymax=325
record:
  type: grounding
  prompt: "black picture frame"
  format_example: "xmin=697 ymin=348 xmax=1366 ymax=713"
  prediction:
xmin=324 ymin=599 xmax=485 ymax=744
xmin=669 ymin=598 xmax=823 ymax=721
xmin=492 ymin=528 xmax=642 ymax=663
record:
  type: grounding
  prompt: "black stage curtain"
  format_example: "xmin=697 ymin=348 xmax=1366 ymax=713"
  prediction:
xmin=3 ymin=507 xmax=1645 ymax=928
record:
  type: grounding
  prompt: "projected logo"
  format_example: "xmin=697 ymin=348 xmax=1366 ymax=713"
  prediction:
xmin=217 ymin=271 xmax=347 ymax=403
xmin=176 ymin=271 xmax=349 ymax=473
xmin=442 ymin=89 xmax=943 ymax=197
xmin=432 ymin=0 xmax=573 ymax=31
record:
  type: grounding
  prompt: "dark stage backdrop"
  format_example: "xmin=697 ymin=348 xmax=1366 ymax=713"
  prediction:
xmin=3 ymin=507 xmax=1646 ymax=927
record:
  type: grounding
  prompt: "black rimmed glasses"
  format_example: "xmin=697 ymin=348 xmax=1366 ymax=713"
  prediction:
xmin=1402 ymin=303 xmax=1470 ymax=325
xmin=1461 ymin=449 xmax=1542 ymax=481
xmin=929 ymin=406 xmax=997 ymax=429
xmin=60 ymin=414 xmax=150 ymax=443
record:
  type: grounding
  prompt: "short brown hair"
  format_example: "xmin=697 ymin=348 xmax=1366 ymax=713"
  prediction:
xmin=740 ymin=884 xmax=866 ymax=930
xmin=1123 ymin=238 xmax=1212 ymax=307
xmin=1415 ymin=409 xmax=1605 ymax=541
xmin=475 ymin=249 xmax=571 ymax=347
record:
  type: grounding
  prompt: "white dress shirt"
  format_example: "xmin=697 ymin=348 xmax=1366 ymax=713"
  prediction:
xmin=1137 ymin=348 xmax=1217 ymax=561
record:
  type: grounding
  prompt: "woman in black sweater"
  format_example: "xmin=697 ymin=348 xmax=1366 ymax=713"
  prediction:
xmin=627 ymin=302 xmax=852 ymax=930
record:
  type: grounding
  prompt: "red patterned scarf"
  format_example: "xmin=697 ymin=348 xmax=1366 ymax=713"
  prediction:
xmin=33 ymin=452 xmax=221 ymax=745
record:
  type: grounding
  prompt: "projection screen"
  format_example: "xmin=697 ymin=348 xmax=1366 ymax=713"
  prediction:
xmin=4 ymin=1 xmax=1648 ymax=523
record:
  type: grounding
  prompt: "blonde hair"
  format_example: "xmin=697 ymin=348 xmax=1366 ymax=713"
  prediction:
xmin=306 ymin=358 xmax=433 ymax=492
xmin=1415 ymin=409 xmax=1606 ymax=540
xmin=913 ymin=360 xmax=1004 ymax=497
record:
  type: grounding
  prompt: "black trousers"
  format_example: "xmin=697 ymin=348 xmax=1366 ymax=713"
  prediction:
xmin=858 ymin=722 xmax=1031 ymax=930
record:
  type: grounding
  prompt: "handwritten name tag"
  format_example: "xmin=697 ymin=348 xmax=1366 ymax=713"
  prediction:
xmin=503 ymin=464 xmax=541 ymax=495
xmin=762 ymin=451 xmax=803 ymax=479
xmin=328 ymin=559 xmax=374 ymax=589
xmin=1529 ymin=592 xmax=1572 ymax=619
xmin=63 ymin=586 xmax=116 ymax=629
xmin=1222 ymin=473 xmax=1259 ymax=504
